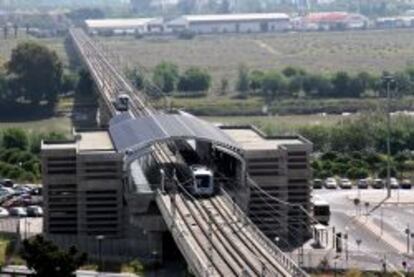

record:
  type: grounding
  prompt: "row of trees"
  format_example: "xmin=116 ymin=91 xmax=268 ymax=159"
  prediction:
xmin=0 ymin=128 xmax=66 ymax=182
xmin=236 ymin=65 xmax=414 ymax=100
xmin=311 ymin=150 xmax=412 ymax=179
xmin=300 ymin=112 xmax=414 ymax=179
xmin=129 ymin=61 xmax=414 ymax=101
xmin=300 ymin=112 xmax=414 ymax=154
xmin=128 ymin=62 xmax=212 ymax=95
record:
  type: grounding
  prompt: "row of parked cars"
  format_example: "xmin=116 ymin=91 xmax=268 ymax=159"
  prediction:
xmin=0 ymin=179 xmax=43 ymax=218
xmin=0 ymin=206 xmax=43 ymax=218
xmin=313 ymin=177 xmax=412 ymax=189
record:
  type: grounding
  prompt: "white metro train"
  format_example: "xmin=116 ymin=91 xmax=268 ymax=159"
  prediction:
xmin=189 ymin=165 xmax=215 ymax=197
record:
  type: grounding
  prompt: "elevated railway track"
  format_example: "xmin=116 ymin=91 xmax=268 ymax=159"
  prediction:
xmin=69 ymin=27 xmax=308 ymax=277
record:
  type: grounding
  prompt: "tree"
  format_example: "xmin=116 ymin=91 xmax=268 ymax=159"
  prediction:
xmin=2 ymin=128 xmax=28 ymax=150
xmin=332 ymin=71 xmax=351 ymax=97
xmin=236 ymin=64 xmax=249 ymax=97
xmin=249 ymin=70 xmax=264 ymax=92
xmin=0 ymin=70 xmax=6 ymax=99
xmin=61 ymin=73 xmax=78 ymax=94
xmin=76 ymin=69 xmax=94 ymax=96
xmin=21 ymin=235 xmax=87 ymax=277
xmin=177 ymin=67 xmax=211 ymax=92
xmin=7 ymin=42 xmax=63 ymax=105
xmin=219 ymin=77 xmax=229 ymax=95
xmin=153 ymin=62 xmax=179 ymax=94
xmin=302 ymin=74 xmax=333 ymax=98
xmin=261 ymin=71 xmax=287 ymax=101
xmin=126 ymin=68 xmax=144 ymax=90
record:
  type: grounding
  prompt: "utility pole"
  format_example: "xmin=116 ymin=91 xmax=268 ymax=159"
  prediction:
xmin=382 ymin=75 xmax=395 ymax=199
xmin=380 ymin=206 xmax=384 ymax=236
xmin=405 ymin=224 xmax=411 ymax=254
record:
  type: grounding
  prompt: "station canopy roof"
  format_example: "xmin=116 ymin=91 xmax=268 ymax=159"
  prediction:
xmin=108 ymin=112 xmax=241 ymax=156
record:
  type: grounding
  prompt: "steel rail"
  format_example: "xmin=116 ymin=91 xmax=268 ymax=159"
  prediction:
xmin=68 ymin=27 xmax=307 ymax=277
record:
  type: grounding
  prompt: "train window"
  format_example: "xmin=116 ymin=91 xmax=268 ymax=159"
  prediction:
xmin=195 ymin=175 xmax=211 ymax=188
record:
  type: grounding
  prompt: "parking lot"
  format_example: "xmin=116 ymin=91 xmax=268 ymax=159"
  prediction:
xmin=313 ymin=177 xmax=412 ymax=190
xmin=0 ymin=180 xmax=43 ymax=237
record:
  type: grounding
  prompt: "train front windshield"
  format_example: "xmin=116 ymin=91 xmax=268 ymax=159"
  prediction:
xmin=195 ymin=175 xmax=211 ymax=188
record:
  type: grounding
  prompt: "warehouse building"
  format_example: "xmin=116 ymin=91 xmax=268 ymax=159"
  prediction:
xmin=167 ymin=13 xmax=291 ymax=34
xmin=297 ymin=12 xmax=368 ymax=31
xmin=222 ymin=125 xmax=313 ymax=249
xmin=85 ymin=18 xmax=164 ymax=35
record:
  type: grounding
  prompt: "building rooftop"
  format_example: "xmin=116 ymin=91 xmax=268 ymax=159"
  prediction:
xmin=221 ymin=126 xmax=307 ymax=151
xmin=41 ymin=130 xmax=115 ymax=152
xmin=85 ymin=18 xmax=158 ymax=29
xmin=182 ymin=13 xmax=290 ymax=23
xmin=77 ymin=131 xmax=114 ymax=152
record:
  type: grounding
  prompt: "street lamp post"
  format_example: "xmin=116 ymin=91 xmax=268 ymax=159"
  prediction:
xmin=96 ymin=235 xmax=105 ymax=272
xmin=356 ymin=239 xmax=362 ymax=255
xmin=344 ymin=227 xmax=349 ymax=263
xmin=382 ymin=75 xmax=395 ymax=199
xmin=405 ymin=224 xmax=411 ymax=254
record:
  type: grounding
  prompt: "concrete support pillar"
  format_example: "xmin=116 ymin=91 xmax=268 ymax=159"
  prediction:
xmin=97 ymin=97 xmax=112 ymax=128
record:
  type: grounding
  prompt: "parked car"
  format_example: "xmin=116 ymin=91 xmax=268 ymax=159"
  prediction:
xmin=339 ymin=178 xmax=352 ymax=189
xmin=0 ymin=187 xmax=15 ymax=195
xmin=9 ymin=207 xmax=27 ymax=217
xmin=1 ymin=179 xmax=14 ymax=188
xmin=357 ymin=179 xmax=369 ymax=189
xmin=325 ymin=178 xmax=337 ymax=189
xmin=372 ymin=179 xmax=385 ymax=189
xmin=14 ymin=185 xmax=31 ymax=196
xmin=312 ymin=179 xmax=323 ymax=189
xmin=390 ymin=178 xmax=399 ymax=189
xmin=0 ymin=207 xmax=9 ymax=218
xmin=400 ymin=179 xmax=412 ymax=189
xmin=26 ymin=206 xmax=43 ymax=217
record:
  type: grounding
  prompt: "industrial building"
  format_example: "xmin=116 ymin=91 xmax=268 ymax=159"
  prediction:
xmin=85 ymin=18 xmax=164 ymax=35
xmin=297 ymin=12 xmax=368 ymax=30
xmin=222 ymin=126 xmax=313 ymax=248
xmin=167 ymin=13 xmax=291 ymax=34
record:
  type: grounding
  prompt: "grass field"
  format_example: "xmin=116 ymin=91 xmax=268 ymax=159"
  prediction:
xmin=99 ymin=29 xmax=414 ymax=91
xmin=0 ymin=117 xmax=72 ymax=134
xmin=203 ymin=114 xmax=352 ymax=135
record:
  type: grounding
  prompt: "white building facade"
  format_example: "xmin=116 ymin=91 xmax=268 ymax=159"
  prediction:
xmin=168 ymin=13 xmax=291 ymax=34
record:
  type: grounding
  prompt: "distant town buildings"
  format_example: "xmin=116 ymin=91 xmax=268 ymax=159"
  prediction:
xmin=83 ymin=11 xmax=374 ymax=35
xmin=296 ymin=12 xmax=369 ymax=30
xmin=85 ymin=18 xmax=164 ymax=35
xmin=167 ymin=13 xmax=291 ymax=34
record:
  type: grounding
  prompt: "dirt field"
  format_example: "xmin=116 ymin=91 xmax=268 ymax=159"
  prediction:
xmin=98 ymin=29 xmax=414 ymax=90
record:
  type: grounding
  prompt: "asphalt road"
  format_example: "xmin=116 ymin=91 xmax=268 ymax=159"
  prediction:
xmin=312 ymin=188 xmax=414 ymax=271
